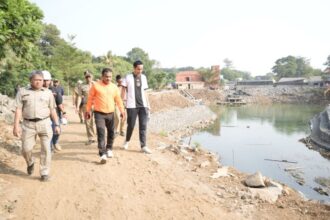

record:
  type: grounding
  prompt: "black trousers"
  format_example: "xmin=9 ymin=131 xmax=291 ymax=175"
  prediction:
xmin=126 ymin=107 xmax=148 ymax=148
xmin=94 ymin=111 xmax=115 ymax=156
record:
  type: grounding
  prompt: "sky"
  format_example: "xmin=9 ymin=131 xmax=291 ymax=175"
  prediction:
xmin=30 ymin=0 xmax=330 ymax=76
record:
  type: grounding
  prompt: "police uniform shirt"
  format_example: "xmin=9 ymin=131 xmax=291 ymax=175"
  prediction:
xmin=15 ymin=87 xmax=56 ymax=120
xmin=78 ymin=81 xmax=94 ymax=105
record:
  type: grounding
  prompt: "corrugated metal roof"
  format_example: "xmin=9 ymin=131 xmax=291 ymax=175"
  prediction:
xmin=308 ymin=76 xmax=322 ymax=82
xmin=278 ymin=77 xmax=306 ymax=82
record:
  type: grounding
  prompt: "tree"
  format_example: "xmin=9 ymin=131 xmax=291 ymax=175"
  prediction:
xmin=198 ymin=67 xmax=220 ymax=86
xmin=126 ymin=47 xmax=155 ymax=79
xmin=324 ymin=55 xmax=330 ymax=72
xmin=223 ymin=58 xmax=233 ymax=69
xmin=112 ymin=56 xmax=132 ymax=76
xmin=272 ymin=55 xmax=320 ymax=79
xmin=0 ymin=0 xmax=43 ymax=59
xmin=0 ymin=0 xmax=45 ymax=96
xmin=39 ymin=23 xmax=62 ymax=57
xmin=272 ymin=56 xmax=297 ymax=78
xmin=151 ymin=71 xmax=167 ymax=89
xmin=264 ymin=72 xmax=275 ymax=80
xmin=103 ymin=51 xmax=113 ymax=67
xmin=50 ymin=35 xmax=93 ymax=87
xmin=221 ymin=67 xmax=251 ymax=81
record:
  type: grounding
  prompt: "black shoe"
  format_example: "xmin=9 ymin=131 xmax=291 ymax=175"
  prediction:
xmin=120 ymin=131 xmax=125 ymax=136
xmin=27 ymin=163 xmax=34 ymax=175
xmin=40 ymin=175 xmax=49 ymax=182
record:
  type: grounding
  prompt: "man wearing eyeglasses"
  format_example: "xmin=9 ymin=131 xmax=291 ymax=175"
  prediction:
xmin=76 ymin=70 xmax=96 ymax=145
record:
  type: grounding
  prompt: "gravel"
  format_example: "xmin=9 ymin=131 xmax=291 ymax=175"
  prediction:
xmin=148 ymin=105 xmax=216 ymax=134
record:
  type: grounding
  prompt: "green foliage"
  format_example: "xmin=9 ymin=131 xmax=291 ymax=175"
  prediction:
xmin=92 ymin=52 xmax=132 ymax=80
xmin=265 ymin=72 xmax=275 ymax=80
xmin=193 ymin=141 xmax=201 ymax=150
xmin=221 ymin=67 xmax=252 ymax=81
xmin=39 ymin=24 xmax=63 ymax=58
xmin=0 ymin=0 xmax=43 ymax=59
xmin=7 ymin=0 xmax=329 ymax=97
xmin=0 ymin=48 xmax=31 ymax=96
xmin=159 ymin=130 xmax=168 ymax=137
xmin=198 ymin=67 xmax=221 ymax=87
xmin=0 ymin=0 xmax=44 ymax=96
xmin=150 ymin=70 xmax=168 ymax=89
xmin=48 ymin=36 xmax=94 ymax=87
xmin=112 ymin=56 xmax=132 ymax=77
xmin=324 ymin=55 xmax=330 ymax=70
xmin=272 ymin=56 xmax=321 ymax=79
xmin=126 ymin=47 xmax=155 ymax=79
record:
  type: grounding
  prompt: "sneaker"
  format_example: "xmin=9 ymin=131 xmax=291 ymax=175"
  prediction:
xmin=141 ymin=146 xmax=152 ymax=154
xmin=107 ymin=150 xmax=114 ymax=158
xmin=123 ymin=141 xmax=129 ymax=150
xmin=40 ymin=175 xmax=49 ymax=182
xmin=100 ymin=154 xmax=107 ymax=164
xmin=27 ymin=162 xmax=34 ymax=175
xmin=120 ymin=131 xmax=125 ymax=136
xmin=54 ymin=144 xmax=62 ymax=151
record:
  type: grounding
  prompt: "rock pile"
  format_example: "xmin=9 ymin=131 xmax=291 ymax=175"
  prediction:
xmin=0 ymin=94 xmax=15 ymax=124
xmin=148 ymin=105 xmax=216 ymax=138
xmin=237 ymin=86 xmax=324 ymax=104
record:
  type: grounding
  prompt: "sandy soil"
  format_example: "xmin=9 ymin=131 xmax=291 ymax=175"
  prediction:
xmin=0 ymin=92 xmax=329 ymax=219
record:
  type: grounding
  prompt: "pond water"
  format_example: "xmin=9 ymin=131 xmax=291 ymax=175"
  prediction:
xmin=185 ymin=104 xmax=330 ymax=202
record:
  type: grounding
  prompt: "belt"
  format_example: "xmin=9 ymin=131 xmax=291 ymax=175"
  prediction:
xmin=94 ymin=111 xmax=113 ymax=115
xmin=24 ymin=117 xmax=49 ymax=122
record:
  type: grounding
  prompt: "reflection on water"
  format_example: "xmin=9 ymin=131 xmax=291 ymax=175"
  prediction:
xmin=187 ymin=104 xmax=330 ymax=202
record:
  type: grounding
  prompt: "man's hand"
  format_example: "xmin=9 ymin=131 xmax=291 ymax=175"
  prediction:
xmin=13 ymin=125 xmax=21 ymax=138
xmin=54 ymin=126 xmax=61 ymax=134
xmin=120 ymin=111 xmax=126 ymax=121
xmin=85 ymin=112 xmax=91 ymax=120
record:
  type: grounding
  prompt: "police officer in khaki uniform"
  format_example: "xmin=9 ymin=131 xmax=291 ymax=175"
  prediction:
xmin=13 ymin=70 xmax=60 ymax=181
xmin=76 ymin=71 xmax=96 ymax=145
xmin=114 ymin=74 xmax=126 ymax=136
xmin=73 ymin=80 xmax=84 ymax=123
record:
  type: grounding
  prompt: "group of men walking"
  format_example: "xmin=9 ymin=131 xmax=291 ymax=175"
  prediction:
xmin=13 ymin=60 xmax=152 ymax=181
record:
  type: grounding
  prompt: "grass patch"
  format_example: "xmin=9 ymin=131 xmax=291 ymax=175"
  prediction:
xmin=159 ymin=130 xmax=168 ymax=137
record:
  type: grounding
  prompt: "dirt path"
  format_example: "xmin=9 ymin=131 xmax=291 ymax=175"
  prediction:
xmin=0 ymin=103 xmax=237 ymax=220
xmin=1 ymin=97 xmax=329 ymax=219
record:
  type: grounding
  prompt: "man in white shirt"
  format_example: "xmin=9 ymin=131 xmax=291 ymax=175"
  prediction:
xmin=121 ymin=60 xmax=151 ymax=154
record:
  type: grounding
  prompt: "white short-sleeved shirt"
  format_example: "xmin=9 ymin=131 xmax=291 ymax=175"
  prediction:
xmin=122 ymin=73 xmax=149 ymax=109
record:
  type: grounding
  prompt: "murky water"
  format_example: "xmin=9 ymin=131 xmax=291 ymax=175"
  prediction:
xmin=186 ymin=104 xmax=330 ymax=202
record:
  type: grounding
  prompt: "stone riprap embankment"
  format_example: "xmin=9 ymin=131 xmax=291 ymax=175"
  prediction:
xmin=148 ymin=105 xmax=216 ymax=137
xmin=236 ymin=86 xmax=324 ymax=104
xmin=0 ymin=94 xmax=15 ymax=123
